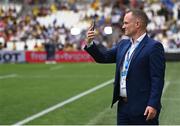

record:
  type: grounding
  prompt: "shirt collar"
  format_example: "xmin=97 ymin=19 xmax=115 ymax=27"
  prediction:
xmin=130 ymin=33 xmax=146 ymax=45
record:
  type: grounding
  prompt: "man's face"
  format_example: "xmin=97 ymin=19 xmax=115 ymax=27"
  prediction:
xmin=122 ymin=12 xmax=137 ymax=37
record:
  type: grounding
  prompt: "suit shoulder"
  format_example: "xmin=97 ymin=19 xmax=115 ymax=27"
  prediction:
xmin=148 ymin=37 xmax=164 ymax=47
xmin=117 ymin=39 xmax=130 ymax=46
xmin=147 ymin=37 xmax=165 ymax=52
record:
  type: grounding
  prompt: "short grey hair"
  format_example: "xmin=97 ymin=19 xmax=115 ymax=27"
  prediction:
xmin=126 ymin=9 xmax=149 ymax=28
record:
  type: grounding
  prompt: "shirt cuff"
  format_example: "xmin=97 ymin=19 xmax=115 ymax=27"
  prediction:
xmin=87 ymin=41 xmax=94 ymax=48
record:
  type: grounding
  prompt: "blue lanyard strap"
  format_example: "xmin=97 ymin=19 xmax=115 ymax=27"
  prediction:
xmin=123 ymin=42 xmax=140 ymax=71
xmin=125 ymin=49 xmax=135 ymax=69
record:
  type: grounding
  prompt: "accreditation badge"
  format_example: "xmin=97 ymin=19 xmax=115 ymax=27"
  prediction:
xmin=121 ymin=70 xmax=127 ymax=88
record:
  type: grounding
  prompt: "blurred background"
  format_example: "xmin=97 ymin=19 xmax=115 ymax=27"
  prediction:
xmin=0 ymin=0 xmax=180 ymax=125
xmin=0 ymin=0 xmax=179 ymax=53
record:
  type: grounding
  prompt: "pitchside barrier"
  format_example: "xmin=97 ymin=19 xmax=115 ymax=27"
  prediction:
xmin=164 ymin=49 xmax=180 ymax=61
xmin=0 ymin=51 xmax=94 ymax=63
xmin=0 ymin=51 xmax=26 ymax=63
xmin=0 ymin=50 xmax=180 ymax=63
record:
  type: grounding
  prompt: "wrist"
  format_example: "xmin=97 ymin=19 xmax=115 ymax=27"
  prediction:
xmin=87 ymin=41 xmax=94 ymax=48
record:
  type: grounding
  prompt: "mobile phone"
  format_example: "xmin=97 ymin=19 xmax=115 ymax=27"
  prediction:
xmin=91 ymin=19 xmax=96 ymax=31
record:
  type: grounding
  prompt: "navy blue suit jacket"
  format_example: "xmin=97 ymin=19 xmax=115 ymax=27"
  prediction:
xmin=84 ymin=35 xmax=165 ymax=115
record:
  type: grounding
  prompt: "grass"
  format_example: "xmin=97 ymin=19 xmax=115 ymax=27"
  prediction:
xmin=0 ymin=62 xmax=180 ymax=125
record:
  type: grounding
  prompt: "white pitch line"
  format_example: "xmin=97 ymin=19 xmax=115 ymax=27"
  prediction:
xmin=17 ymin=75 xmax=112 ymax=79
xmin=87 ymin=107 xmax=112 ymax=125
xmin=163 ymin=81 xmax=170 ymax=94
xmin=12 ymin=79 xmax=114 ymax=126
xmin=0 ymin=74 xmax=17 ymax=79
xmin=50 ymin=66 xmax=63 ymax=71
xmin=162 ymin=97 xmax=180 ymax=101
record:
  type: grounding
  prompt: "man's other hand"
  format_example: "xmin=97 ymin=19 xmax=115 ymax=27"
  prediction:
xmin=144 ymin=106 xmax=157 ymax=121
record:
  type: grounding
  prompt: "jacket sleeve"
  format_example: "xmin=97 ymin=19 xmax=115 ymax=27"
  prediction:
xmin=84 ymin=42 xmax=117 ymax=63
xmin=148 ymin=42 xmax=166 ymax=110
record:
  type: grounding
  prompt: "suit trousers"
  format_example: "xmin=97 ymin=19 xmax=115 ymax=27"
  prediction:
xmin=117 ymin=100 xmax=159 ymax=125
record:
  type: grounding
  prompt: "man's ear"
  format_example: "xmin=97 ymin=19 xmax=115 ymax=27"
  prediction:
xmin=136 ymin=20 xmax=141 ymax=28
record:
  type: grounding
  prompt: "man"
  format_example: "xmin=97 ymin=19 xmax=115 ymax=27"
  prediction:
xmin=44 ymin=38 xmax=56 ymax=64
xmin=84 ymin=9 xmax=165 ymax=125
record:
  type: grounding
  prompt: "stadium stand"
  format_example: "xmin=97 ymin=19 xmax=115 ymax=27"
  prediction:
xmin=0 ymin=0 xmax=179 ymax=54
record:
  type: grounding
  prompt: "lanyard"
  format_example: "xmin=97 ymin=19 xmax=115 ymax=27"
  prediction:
xmin=125 ymin=48 xmax=135 ymax=69
xmin=122 ymin=42 xmax=140 ymax=76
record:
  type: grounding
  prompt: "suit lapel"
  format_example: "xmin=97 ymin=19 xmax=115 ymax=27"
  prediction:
xmin=114 ymin=41 xmax=131 ymax=88
xmin=128 ymin=35 xmax=149 ymax=73
xmin=117 ymin=41 xmax=131 ymax=67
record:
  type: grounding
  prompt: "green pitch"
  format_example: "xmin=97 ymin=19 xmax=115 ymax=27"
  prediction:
xmin=0 ymin=62 xmax=180 ymax=125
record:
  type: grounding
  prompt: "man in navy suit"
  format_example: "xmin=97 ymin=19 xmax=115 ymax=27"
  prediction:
xmin=84 ymin=9 xmax=165 ymax=125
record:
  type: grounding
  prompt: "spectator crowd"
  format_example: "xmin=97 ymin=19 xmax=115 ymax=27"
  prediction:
xmin=0 ymin=0 xmax=180 ymax=52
